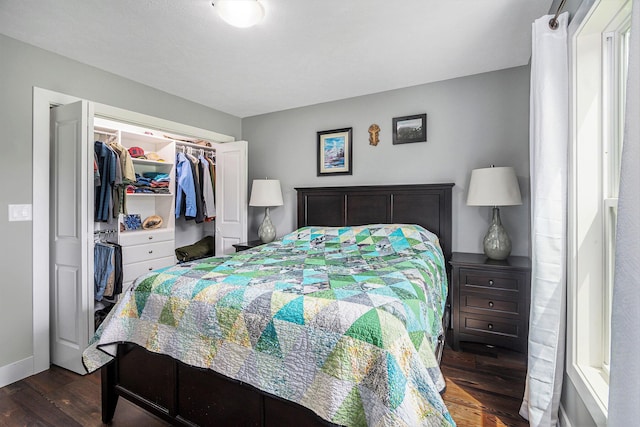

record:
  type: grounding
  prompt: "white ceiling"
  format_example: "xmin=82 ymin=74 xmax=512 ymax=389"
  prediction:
xmin=0 ymin=0 xmax=553 ymax=118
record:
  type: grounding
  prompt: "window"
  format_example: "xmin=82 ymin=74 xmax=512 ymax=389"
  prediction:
xmin=602 ymin=24 xmax=629 ymax=376
xmin=569 ymin=0 xmax=631 ymax=423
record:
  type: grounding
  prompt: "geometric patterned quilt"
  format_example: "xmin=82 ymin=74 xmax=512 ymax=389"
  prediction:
xmin=83 ymin=224 xmax=455 ymax=426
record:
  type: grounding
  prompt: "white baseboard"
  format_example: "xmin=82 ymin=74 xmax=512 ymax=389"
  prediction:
xmin=559 ymin=403 xmax=573 ymax=427
xmin=0 ymin=356 xmax=34 ymax=389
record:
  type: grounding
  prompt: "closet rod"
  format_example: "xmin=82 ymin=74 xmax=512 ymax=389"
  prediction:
xmin=548 ymin=0 xmax=567 ymax=30
xmin=94 ymin=229 xmax=117 ymax=235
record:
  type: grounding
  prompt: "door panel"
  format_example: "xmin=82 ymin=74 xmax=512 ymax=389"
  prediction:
xmin=50 ymin=101 xmax=93 ymax=374
xmin=214 ymin=141 xmax=247 ymax=255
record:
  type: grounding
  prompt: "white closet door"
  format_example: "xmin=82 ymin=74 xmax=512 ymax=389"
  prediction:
xmin=50 ymin=100 xmax=93 ymax=374
xmin=214 ymin=140 xmax=248 ymax=255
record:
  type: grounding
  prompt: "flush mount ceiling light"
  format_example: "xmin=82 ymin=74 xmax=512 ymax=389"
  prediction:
xmin=213 ymin=0 xmax=265 ymax=28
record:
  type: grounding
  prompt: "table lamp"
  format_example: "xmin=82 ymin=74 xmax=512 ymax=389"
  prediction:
xmin=249 ymin=179 xmax=283 ymax=243
xmin=467 ymin=166 xmax=522 ymax=260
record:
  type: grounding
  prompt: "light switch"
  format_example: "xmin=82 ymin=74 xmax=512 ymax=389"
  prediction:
xmin=8 ymin=204 xmax=33 ymax=222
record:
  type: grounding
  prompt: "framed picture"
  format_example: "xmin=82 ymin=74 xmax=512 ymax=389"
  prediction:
xmin=392 ymin=114 xmax=427 ymax=144
xmin=317 ymin=127 xmax=353 ymax=176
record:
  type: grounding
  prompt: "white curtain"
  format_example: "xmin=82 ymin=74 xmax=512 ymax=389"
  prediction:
xmin=520 ymin=12 xmax=568 ymax=427
xmin=609 ymin=0 xmax=640 ymax=424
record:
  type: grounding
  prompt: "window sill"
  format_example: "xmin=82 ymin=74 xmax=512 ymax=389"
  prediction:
xmin=567 ymin=362 xmax=608 ymax=426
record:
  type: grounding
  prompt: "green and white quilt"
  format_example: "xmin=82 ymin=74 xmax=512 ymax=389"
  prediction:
xmin=83 ymin=224 xmax=455 ymax=426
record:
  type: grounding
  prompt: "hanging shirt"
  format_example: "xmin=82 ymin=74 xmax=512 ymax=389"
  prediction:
xmin=108 ymin=142 xmax=136 ymax=183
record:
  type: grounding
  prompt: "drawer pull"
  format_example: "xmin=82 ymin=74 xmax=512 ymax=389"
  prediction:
xmin=148 ymin=250 xmax=153 ymax=254
xmin=488 ymin=279 xmax=494 ymax=286
xmin=148 ymin=267 xmax=153 ymax=271
xmin=488 ymin=301 xmax=494 ymax=308
xmin=488 ymin=323 xmax=494 ymax=330
xmin=148 ymin=236 xmax=153 ymax=240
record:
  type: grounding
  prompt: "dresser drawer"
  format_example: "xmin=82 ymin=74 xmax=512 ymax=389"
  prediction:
xmin=459 ymin=268 xmax=524 ymax=293
xmin=122 ymin=241 xmax=175 ymax=264
xmin=119 ymin=229 xmax=173 ymax=246
xmin=123 ymin=256 xmax=175 ymax=283
xmin=460 ymin=293 xmax=521 ymax=317
xmin=461 ymin=313 xmax=521 ymax=339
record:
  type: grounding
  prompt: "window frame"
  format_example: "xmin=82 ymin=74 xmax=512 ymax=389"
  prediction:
xmin=568 ymin=0 xmax=631 ymax=423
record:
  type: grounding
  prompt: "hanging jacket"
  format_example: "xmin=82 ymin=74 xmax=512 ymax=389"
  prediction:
xmin=94 ymin=141 xmax=117 ymax=222
xmin=199 ymin=155 xmax=216 ymax=218
xmin=175 ymin=152 xmax=197 ymax=218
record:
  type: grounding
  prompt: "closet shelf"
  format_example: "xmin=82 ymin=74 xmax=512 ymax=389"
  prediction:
xmin=126 ymin=193 xmax=173 ymax=197
xmin=132 ymin=158 xmax=173 ymax=166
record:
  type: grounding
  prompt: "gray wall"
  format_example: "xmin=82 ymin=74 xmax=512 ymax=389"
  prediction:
xmin=0 ymin=34 xmax=241 ymax=368
xmin=242 ymin=66 xmax=531 ymax=257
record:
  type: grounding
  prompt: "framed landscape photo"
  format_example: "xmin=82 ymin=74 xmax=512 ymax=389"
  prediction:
xmin=317 ymin=127 xmax=353 ymax=176
xmin=392 ymin=114 xmax=427 ymax=144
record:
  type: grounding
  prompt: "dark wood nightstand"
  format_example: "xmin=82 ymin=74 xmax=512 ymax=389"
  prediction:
xmin=450 ymin=252 xmax=531 ymax=353
xmin=232 ymin=239 xmax=264 ymax=252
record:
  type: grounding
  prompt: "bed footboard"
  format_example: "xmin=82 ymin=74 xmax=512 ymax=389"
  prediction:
xmin=101 ymin=343 xmax=337 ymax=426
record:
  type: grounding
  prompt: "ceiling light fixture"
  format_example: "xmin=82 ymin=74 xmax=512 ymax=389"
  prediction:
xmin=213 ymin=0 xmax=265 ymax=28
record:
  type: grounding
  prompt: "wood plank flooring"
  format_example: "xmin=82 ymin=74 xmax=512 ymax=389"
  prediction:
xmin=0 ymin=344 xmax=527 ymax=426
xmin=441 ymin=343 xmax=529 ymax=427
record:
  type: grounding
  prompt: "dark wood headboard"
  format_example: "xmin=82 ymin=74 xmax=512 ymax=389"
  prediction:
xmin=295 ymin=184 xmax=454 ymax=262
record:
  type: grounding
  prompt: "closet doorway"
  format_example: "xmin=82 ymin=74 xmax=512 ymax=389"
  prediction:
xmin=33 ymin=87 xmax=247 ymax=377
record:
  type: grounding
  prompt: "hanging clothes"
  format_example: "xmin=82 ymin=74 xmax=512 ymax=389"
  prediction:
xmin=94 ymin=240 xmax=122 ymax=302
xmin=94 ymin=242 xmax=114 ymax=301
xmin=111 ymin=148 xmax=123 ymax=219
xmin=103 ymin=242 xmax=122 ymax=300
xmin=176 ymin=152 xmax=197 ymax=218
xmin=199 ymin=155 xmax=216 ymax=218
xmin=94 ymin=141 xmax=117 ymax=222
xmin=108 ymin=141 xmax=135 ymax=217
xmin=107 ymin=142 xmax=136 ymax=183
xmin=185 ymin=152 xmax=205 ymax=223
xmin=208 ymin=156 xmax=216 ymax=200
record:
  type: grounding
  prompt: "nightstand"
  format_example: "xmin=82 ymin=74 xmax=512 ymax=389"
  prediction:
xmin=232 ymin=239 xmax=264 ymax=252
xmin=450 ymin=252 xmax=531 ymax=353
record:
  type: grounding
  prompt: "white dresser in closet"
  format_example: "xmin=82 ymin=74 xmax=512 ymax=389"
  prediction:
xmin=120 ymin=229 xmax=175 ymax=293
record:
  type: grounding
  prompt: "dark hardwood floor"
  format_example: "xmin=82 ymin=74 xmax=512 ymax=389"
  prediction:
xmin=441 ymin=342 xmax=528 ymax=427
xmin=0 ymin=344 xmax=527 ymax=427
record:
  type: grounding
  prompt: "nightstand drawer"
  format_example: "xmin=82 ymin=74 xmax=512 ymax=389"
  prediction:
xmin=459 ymin=268 xmax=523 ymax=293
xmin=462 ymin=314 xmax=521 ymax=338
xmin=460 ymin=293 xmax=521 ymax=316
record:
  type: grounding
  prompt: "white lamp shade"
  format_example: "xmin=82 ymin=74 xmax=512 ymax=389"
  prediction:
xmin=467 ymin=166 xmax=523 ymax=206
xmin=249 ymin=179 xmax=283 ymax=207
xmin=216 ymin=0 xmax=265 ymax=28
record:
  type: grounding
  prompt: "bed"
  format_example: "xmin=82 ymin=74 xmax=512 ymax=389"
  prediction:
xmin=83 ymin=183 xmax=455 ymax=426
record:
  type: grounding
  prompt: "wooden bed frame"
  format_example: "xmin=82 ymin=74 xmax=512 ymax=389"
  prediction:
xmin=101 ymin=183 xmax=454 ymax=426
